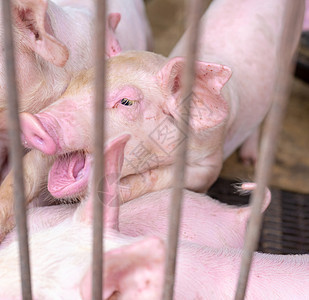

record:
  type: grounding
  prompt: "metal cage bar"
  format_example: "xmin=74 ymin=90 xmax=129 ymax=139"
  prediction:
xmin=92 ymin=0 xmax=107 ymax=298
xmin=162 ymin=0 xmax=204 ymax=298
xmin=0 ymin=0 xmax=304 ymax=299
xmin=1 ymin=0 xmax=32 ymax=298
xmin=234 ymin=2 xmax=304 ymax=299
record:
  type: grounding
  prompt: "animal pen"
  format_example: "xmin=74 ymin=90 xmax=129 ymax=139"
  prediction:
xmin=0 ymin=0 xmax=307 ymax=299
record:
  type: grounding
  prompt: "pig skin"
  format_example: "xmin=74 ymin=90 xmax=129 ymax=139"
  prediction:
xmin=0 ymin=0 xmax=152 ymax=231
xmin=0 ymin=0 xmax=152 ymax=182
xmin=19 ymin=0 xmax=305 ymax=206
xmin=169 ymin=0 xmax=305 ymax=163
xmin=119 ymin=183 xmax=271 ymax=249
xmin=0 ymin=134 xmax=165 ymax=300
xmin=0 ymin=135 xmax=308 ymax=299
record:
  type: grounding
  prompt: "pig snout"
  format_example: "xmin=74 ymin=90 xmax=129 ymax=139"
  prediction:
xmin=20 ymin=112 xmax=58 ymax=155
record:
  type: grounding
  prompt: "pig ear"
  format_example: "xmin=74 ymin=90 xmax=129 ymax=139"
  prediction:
xmin=13 ymin=0 xmax=69 ymax=67
xmin=76 ymin=134 xmax=131 ymax=230
xmin=81 ymin=237 xmax=165 ymax=300
xmin=158 ymin=57 xmax=232 ymax=133
xmin=108 ymin=13 xmax=121 ymax=31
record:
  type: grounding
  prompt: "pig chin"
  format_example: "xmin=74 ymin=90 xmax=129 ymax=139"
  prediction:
xmin=47 ymin=152 xmax=91 ymax=199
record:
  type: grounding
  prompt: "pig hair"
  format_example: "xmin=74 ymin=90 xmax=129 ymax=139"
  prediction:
xmin=232 ymin=182 xmax=253 ymax=196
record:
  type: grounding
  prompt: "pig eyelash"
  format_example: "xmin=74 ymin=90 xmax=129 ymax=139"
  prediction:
xmin=112 ymin=98 xmax=138 ymax=108
xmin=120 ymin=98 xmax=136 ymax=106
xmin=65 ymin=197 xmax=81 ymax=204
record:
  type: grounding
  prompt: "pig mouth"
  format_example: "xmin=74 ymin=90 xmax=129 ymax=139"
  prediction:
xmin=48 ymin=151 xmax=91 ymax=199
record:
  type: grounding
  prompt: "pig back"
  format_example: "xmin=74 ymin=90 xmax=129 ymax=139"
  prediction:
xmin=170 ymin=0 xmax=304 ymax=158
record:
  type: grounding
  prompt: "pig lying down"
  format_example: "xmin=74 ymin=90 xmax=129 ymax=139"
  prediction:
xmin=17 ymin=0 xmax=304 ymax=204
xmin=119 ymin=182 xmax=271 ymax=249
xmin=0 ymin=135 xmax=166 ymax=299
xmin=0 ymin=0 xmax=304 ymax=238
xmin=0 ymin=0 xmax=152 ymax=182
xmin=0 ymin=127 xmax=270 ymax=247
xmin=0 ymin=135 xmax=308 ymax=299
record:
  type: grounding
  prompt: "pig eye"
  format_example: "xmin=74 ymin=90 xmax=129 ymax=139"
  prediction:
xmin=120 ymin=98 xmax=135 ymax=106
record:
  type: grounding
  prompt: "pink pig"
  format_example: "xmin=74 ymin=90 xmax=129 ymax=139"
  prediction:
xmin=169 ymin=0 xmax=304 ymax=164
xmin=1 ymin=134 xmax=308 ymax=299
xmin=0 ymin=0 xmax=152 ymax=182
xmin=0 ymin=134 xmax=165 ymax=299
xmin=119 ymin=182 xmax=271 ymax=249
xmin=19 ymin=0 xmax=304 ymax=207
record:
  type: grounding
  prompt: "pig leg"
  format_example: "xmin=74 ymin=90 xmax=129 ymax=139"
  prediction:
xmin=0 ymin=150 xmax=53 ymax=241
xmin=238 ymin=127 xmax=260 ymax=165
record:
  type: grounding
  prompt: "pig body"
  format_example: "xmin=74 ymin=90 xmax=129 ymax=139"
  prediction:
xmin=0 ymin=0 xmax=152 ymax=182
xmin=0 ymin=135 xmax=308 ymax=299
xmin=169 ymin=0 xmax=304 ymax=161
xmin=19 ymin=0 xmax=304 ymax=207
xmin=2 ymin=182 xmax=270 ymax=248
xmin=0 ymin=212 xmax=165 ymax=300
xmin=0 ymin=134 xmax=165 ymax=300
xmin=175 ymin=242 xmax=309 ymax=300
xmin=2 ymin=203 xmax=309 ymax=300
xmin=2 ymin=203 xmax=308 ymax=300
xmin=119 ymin=184 xmax=271 ymax=249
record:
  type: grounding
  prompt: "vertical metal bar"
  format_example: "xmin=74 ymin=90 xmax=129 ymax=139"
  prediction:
xmin=162 ymin=0 xmax=203 ymax=299
xmin=92 ymin=0 xmax=106 ymax=299
xmin=234 ymin=2 xmax=303 ymax=299
xmin=1 ymin=0 xmax=32 ymax=299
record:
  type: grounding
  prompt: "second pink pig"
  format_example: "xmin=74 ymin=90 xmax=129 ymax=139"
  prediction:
xmin=0 ymin=134 xmax=308 ymax=299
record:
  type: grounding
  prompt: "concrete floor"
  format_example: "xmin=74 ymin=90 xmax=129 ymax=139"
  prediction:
xmin=146 ymin=0 xmax=309 ymax=194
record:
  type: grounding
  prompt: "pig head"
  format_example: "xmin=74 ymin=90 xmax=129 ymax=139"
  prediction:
xmin=0 ymin=133 xmax=165 ymax=299
xmin=0 ymin=0 xmax=151 ymax=113
xmin=0 ymin=0 xmax=152 ymax=182
xmin=20 ymin=51 xmax=232 ymax=203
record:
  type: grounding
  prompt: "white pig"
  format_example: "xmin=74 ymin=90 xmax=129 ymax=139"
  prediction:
xmin=0 ymin=134 xmax=165 ymax=300
xmin=0 ymin=0 xmax=152 ymax=182
xmin=1 ymin=134 xmax=308 ymax=299
xmin=19 ymin=0 xmax=304 ymax=206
